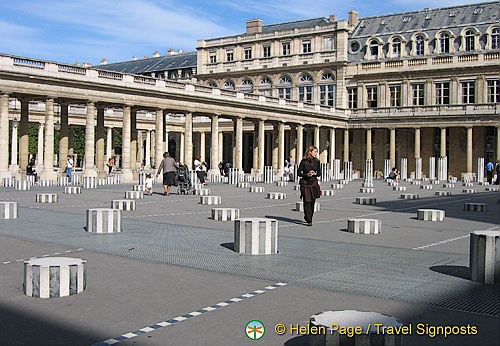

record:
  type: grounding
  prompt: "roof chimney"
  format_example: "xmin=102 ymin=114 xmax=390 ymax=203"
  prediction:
xmin=153 ymin=50 xmax=160 ymax=58
xmin=246 ymin=19 xmax=263 ymax=34
xmin=329 ymin=14 xmax=336 ymax=22
xmin=348 ymin=10 xmax=359 ymax=26
xmin=100 ymin=58 xmax=108 ymax=65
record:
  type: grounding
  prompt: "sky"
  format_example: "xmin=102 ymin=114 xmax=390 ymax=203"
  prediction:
xmin=0 ymin=0 xmax=489 ymax=65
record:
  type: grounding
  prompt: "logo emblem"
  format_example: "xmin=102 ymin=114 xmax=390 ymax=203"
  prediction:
xmin=245 ymin=320 xmax=265 ymax=340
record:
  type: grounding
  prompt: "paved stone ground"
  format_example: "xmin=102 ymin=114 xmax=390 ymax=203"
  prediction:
xmin=0 ymin=178 xmax=499 ymax=345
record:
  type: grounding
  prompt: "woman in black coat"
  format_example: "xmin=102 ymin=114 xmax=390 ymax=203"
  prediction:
xmin=298 ymin=146 xmax=321 ymax=226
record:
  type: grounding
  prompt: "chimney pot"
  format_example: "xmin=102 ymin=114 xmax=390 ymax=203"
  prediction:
xmin=246 ymin=19 xmax=263 ymax=34
xmin=329 ymin=14 xmax=336 ymax=22
xmin=348 ymin=10 xmax=359 ymax=26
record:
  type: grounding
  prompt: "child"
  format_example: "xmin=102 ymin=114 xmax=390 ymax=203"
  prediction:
xmin=144 ymin=173 xmax=154 ymax=196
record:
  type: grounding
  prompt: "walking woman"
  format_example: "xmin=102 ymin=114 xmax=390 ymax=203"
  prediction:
xmin=156 ymin=152 xmax=179 ymax=196
xmin=298 ymin=146 xmax=321 ymax=226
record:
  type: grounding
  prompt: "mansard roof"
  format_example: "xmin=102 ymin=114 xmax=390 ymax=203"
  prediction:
xmin=351 ymin=1 xmax=499 ymax=38
xmin=261 ymin=17 xmax=331 ymax=32
xmin=96 ymin=51 xmax=197 ymax=74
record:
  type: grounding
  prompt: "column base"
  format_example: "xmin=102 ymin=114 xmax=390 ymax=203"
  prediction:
xmin=83 ymin=168 xmax=98 ymax=178
xmin=0 ymin=170 xmax=13 ymax=180
xmin=9 ymin=164 xmax=19 ymax=173
xmin=121 ymin=169 xmax=134 ymax=183
xmin=40 ymin=169 xmax=58 ymax=182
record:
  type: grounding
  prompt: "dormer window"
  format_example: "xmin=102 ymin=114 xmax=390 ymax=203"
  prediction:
xmin=473 ymin=8 xmax=484 ymax=15
xmin=492 ymin=28 xmax=499 ymax=49
xmin=369 ymin=40 xmax=379 ymax=57
xmin=402 ymin=16 xmax=412 ymax=22
xmin=415 ymin=35 xmax=425 ymax=56
xmin=465 ymin=30 xmax=475 ymax=51
xmin=439 ymin=33 xmax=450 ymax=53
xmin=392 ymin=38 xmax=401 ymax=57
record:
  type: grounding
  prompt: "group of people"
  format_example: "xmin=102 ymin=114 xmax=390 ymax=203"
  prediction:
xmin=486 ymin=160 xmax=500 ymax=185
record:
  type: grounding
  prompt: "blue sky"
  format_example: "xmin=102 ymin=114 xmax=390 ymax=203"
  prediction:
xmin=0 ymin=0 xmax=488 ymax=65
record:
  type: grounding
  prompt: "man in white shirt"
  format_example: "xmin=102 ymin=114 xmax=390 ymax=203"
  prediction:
xmin=66 ymin=155 xmax=74 ymax=182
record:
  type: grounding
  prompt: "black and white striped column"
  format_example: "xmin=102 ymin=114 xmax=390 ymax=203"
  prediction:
xmin=437 ymin=157 xmax=447 ymax=182
xmin=25 ymin=175 xmax=36 ymax=185
xmin=343 ymin=161 xmax=353 ymax=181
xmin=267 ymin=192 xmax=286 ymax=200
xmin=15 ymin=180 xmax=31 ymax=190
xmin=331 ymin=183 xmax=344 ymax=189
xmin=359 ymin=187 xmax=374 ymax=194
xmin=86 ymin=208 xmax=121 ymax=233
xmin=228 ymin=168 xmax=241 ymax=185
xmin=429 ymin=157 xmax=436 ymax=181
xmin=464 ymin=203 xmax=487 ymax=212
xmin=393 ymin=186 xmax=406 ymax=191
xmin=400 ymin=194 xmax=419 ymax=200
xmin=400 ymin=158 xmax=407 ymax=181
xmin=477 ymin=158 xmax=484 ymax=183
xmin=82 ymin=176 xmax=97 ymax=189
xmin=64 ymin=186 xmax=81 ymax=194
xmin=57 ymin=177 xmax=69 ymax=186
xmin=435 ymin=191 xmax=452 ymax=196
xmin=347 ymin=219 xmax=381 ymax=234
xmin=211 ymin=208 xmax=240 ymax=221
xmin=194 ymin=188 xmax=211 ymax=195
xmin=234 ymin=218 xmax=278 ymax=254
xmin=295 ymin=201 xmax=320 ymax=212
xmin=420 ymin=185 xmax=433 ymax=190
xmin=72 ymin=174 xmax=81 ymax=185
xmin=333 ymin=159 xmax=341 ymax=180
xmin=36 ymin=193 xmax=58 ymax=203
xmin=470 ymin=230 xmax=499 ymax=284
xmin=417 ymin=209 xmax=445 ymax=221
xmin=264 ymin=166 xmax=274 ymax=184
xmin=356 ymin=197 xmax=376 ymax=205
xmin=39 ymin=180 xmax=53 ymax=187
xmin=276 ymin=181 xmax=288 ymax=187
xmin=249 ymin=186 xmax=264 ymax=193
xmin=125 ymin=191 xmax=144 ymax=199
xmin=463 ymin=189 xmax=477 ymax=194
xmin=384 ymin=159 xmax=391 ymax=179
xmin=0 ymin=201 xmax=18 ymax=219
xmin=321 ymin=189 xmax=335 ymax=197
xmin=111 ymin=199 xmax=136 ymax=211
xmin=200 ymin=195 xmax=221 ymax=205
xmin=24 ymin=257 xmax=87 ymax=298
xmin=133 ymin=185 xmax=146 ymax=191
xmin=3 ymin=177 xmax=15 ymax=187
xmin=415 ymin=158 xmax=422 ymax=181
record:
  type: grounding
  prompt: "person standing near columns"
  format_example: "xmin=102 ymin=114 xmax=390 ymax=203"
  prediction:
xmin=156 ymin=152 xmax=179 ymax=196
xmin=66 ymin=155 xmax=73 ymax=182
xmin=298 ymin=146 xmax=321 ymax=227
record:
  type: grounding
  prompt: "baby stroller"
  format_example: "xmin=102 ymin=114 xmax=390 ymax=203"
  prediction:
xmin=176 ymin=163 xmax=192 ymax=195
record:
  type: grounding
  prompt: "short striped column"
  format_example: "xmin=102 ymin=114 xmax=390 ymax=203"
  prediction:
xmin=420 ymin=185 xmax=433 ymax=190
xmin=125 ymin=191 xmax=144 ymax=199
xmin=36 ymin=193 xmax=58 ymax=203
xmin=347 ymin=219 xmax=381 ymax=234
xmin=463 ymin=182 xmax=474 ymax=187
xmin=200 ymin=196 xmax=221 ymax=205
xmin=237 ymin=182 xmax=249 ymax=188
xmin=15 ymin=180 xmax=31 ymax=190
xmin=361 ymin=182 xmax=373 ymax=188
xmin=429 ymin=179 xmax=440 ymax=185
xmin=0 ymin=202 xmax=18 ymax=219
xmin=295 ymin=201 xmax=320 ymax=212
xmin=417 ymin=209 xmax=445 ymax=221
xmin=293 ymin=185 xmax=300 ymax=191
xmin=24 ymin=257 xmax=87 ymax=298
xmin=485 ymin=187 xmax=499 ymax=192
xmin=464 ymin=203 xmax=487 ymax=212
xmin=359 ymin=187 xmax=374 ymax=194
xmin=400 ymin=194 xmax=419 ymax=200
xmin=264 ymin=166 xmax=274 ymax=184
xmin=276 ymin=181 xmax=288 ymax=187
xmin=321 ymin=190 xmax=335 ymax=197
xmin=267 ymin=192 xmax=286 ymax=200
xmin=3 ymin=177 xmax=15 ymax=187
xmin=82 ymin=176 xmax=97 ymax=189
xmin=194 ymin=188 xmax=211 ymax=195
xmin=57 ymin=177 xmax=69 ymax=186
xmin=463 ymin=189 xmax=477 ymax=194
xmin=86 ymin=208 xmax=121 ymax=233
xmin=388 ymin=181 xmax=399 ymax=187
xmin=448 ymin=177 xmax=458 ymax=183
xmin=25 ymin=175 xmax=36 ymax=185
xmin=133 ymin=185 xmax=146 ymax=192
xmin=339 ymin=180 xmax=349 ymax=185
xmin=434 ymin=191 xmax=452 ymax=196
xmin=234 ymin=218 xmax=278 ymax=254
xmin=105 ymin=176 xmax=115 ymax=185
xmin=470 ymin=230 xmax=500 ymax=284
xmin=39 ymin=180 xmax=54 ymax=187
xmin=97 ymin=178 xmax=107 ymax=186
xmin=356 ymin=197 xmax=376 ymax=205
xmin=111 ymin=200 xmax=136 ymax=211
xmin=410 ymin=180 xmax=421 ymax=186
xmin=249 ymin=186 xmax=264 ymax=193
xmin=211 ymin=208 xmax=240 ymax=221
xmin=309 ymin=310 xmax=403 ymax=346
xmin=443 ymin=183 xmax=455 ymax=188
xmin=192 ymin=183 xmax=204 ymax=190
xmin=72 ymin=174 xmax=81 ymax=185
xmin=64 ymin=186 xmax=81 ymax=194
xmin=331 ymin=183 xmax=344 ymax=189
xmin=393 ymin=186 xmax=406 ymax=191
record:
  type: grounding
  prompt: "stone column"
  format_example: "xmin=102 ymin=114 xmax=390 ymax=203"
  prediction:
xmin=19 ymin=98 xmax=30 ymax=170
xmin=59 ymin=103 xmax=69 ymax=170
xmin=122 ymin=105 xmax=133 ymax=181
xmin=138 ymin=130 xmax=144 ymax=165
xmin=234 ymin=117 xmax=243 ymax=169
xmin=200 ymin=131 xmax=206 ymax=163
xmin=106 ymin=127 xmax=112 ymax=163
xmin=467 ymin=126 xmax=473 ymax=173
xmin=440 ymin=127 xmax=446 ymax=157
xmin=10 ymin=120 xmax=19 ymax=170
xmin=130 ymin=109 xmax=137 ymax=170
xmin=218 ymin=131 xmax=223 ymax=163
xmin=258 ymin=120 xmax=265 ymax=172
xmin=155 ymin=109 xmax=164 ymax=168
xmin=278 ymin=121 xmax=285 ymax=174
xmin=343 ymin=129 xmax=349 ymax=163
xmin=83 ymin=101 xmax=96 ymax=177
xmin=314 ymin=126 xmax=320 ymax=149
xmin=390 ymin=128 xmax=396 ymax=168
xmin=366 ymin=128 xmax=372 ymax=160
xmin=272 ymin=124 xmax=279 ymax=170
xmin=37 ymin=123 xmax=44 ymax=167
xmin=145 ymin=130 xmax=151 ymax=168
xmin=184 ymin=113 xmax=193 ymax=169
xmin=210 ymin=115 xmax=219 ymax=174
xmin=41 ymin=98 xmax=57 ymax=181
xmin=329 ymin=128 xmax=335 ymax=166
xmin=68 ymin=125 xmax=74 ymax=157
xmin=252 ymin=121 xmax=259 ymax=173
xmin=0 ymin=94 xmax=9 ymax=178
xmin=497 ymin=126 xmax=500 ymax=163
xmin=290 ymin=125 xmax=297 ymax=163
xmin=414 ymin=127 xmax=421 ymax=159
xmin=297 ymin=124 xmax=304 ymax=163
xmin=150 ymin=130 xmax=155 ymax=166
xmin=180 ymin=132 xmax=185 ymax=163
xmin=96 ymin=105 xmax=105 ymax=171
xmin=163 ymin=113 xmax=168 ymax=153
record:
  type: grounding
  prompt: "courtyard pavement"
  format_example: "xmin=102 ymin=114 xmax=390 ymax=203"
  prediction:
xmin=0 ymin=177 xmax=498 ymax=345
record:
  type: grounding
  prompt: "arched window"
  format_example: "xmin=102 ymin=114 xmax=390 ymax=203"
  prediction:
xmin=299 ymin=74 xmax=313 ymax=103
xmin=439 ymin=33 xmax=450 ymax=53
xmin=492 ymin=28 xmax=499 ymax=49
xmin=392 ymin=38 xmax=401 ymax=57
xmin=465 ymin=30 xmax=475 ymax=51
xmin=321 ymin=73 xmax=334 ymax=81
xmin=415 ymin=35 xmax=425 ymax=56
xmin=207 ymin=81 xmax=217 ymax=88
xmin=279 ymin=76 xmax=292 ymax=85
xmin=223 ymin=81 xmax=235 ymax=90
xmin=259 ymin=78 xmax=272 ymax=96
xmin=369 ymin=40 xmax=379 ymax=57
xmin=278 ymin=76 xmax=292 ymax=99
xmin=319 ymin=73 xmax=335 ymax=106
xmin=241 ymin=79 xmax=253 ymax=93
xmin=299 ymin=74 xmax=313 ymax=84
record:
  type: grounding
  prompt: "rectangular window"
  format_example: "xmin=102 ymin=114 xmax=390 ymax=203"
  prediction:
xmin=263 ymin=45 xmax=271 ymax=58
xmin=366 ymin=86 xmax=378 ymax=108
xmin=244 ymin=47 xmax=252 ymax=60
xmin=299 ymin=86 xmax=313 ymax=103
xmin=226 ymin=49 xmax=233 ymax=62
xmin=323 ymin=37 xmax=334 ymax=51
xmin=435 ymin=82 xmax=450 ymax=105
xmin=320 ymin=85 xmax=335 ymax=106
xmin=392 ymin=42 xmax=401 ymax=57
xmin=282 ymin=42 xmax=291 ymax=55
xmin=278 ymin=88 xmax=291 ymax=100
xmin=412 ymin=83 xmax=425 ymax=106
xmin=462 ymin=81 xmax=475 ymax=104
xmin=302 ymin=40 xmax=311 ymax=53
xmin=347 ymin=87 xmax=358 ymax=109
xmin=209 ymin=51 xmax=216 ymax=64
xmin=487 ymin=80 xmax=499 ymax=103
xmin=390 ymin=85 xmax=401 ymax=107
